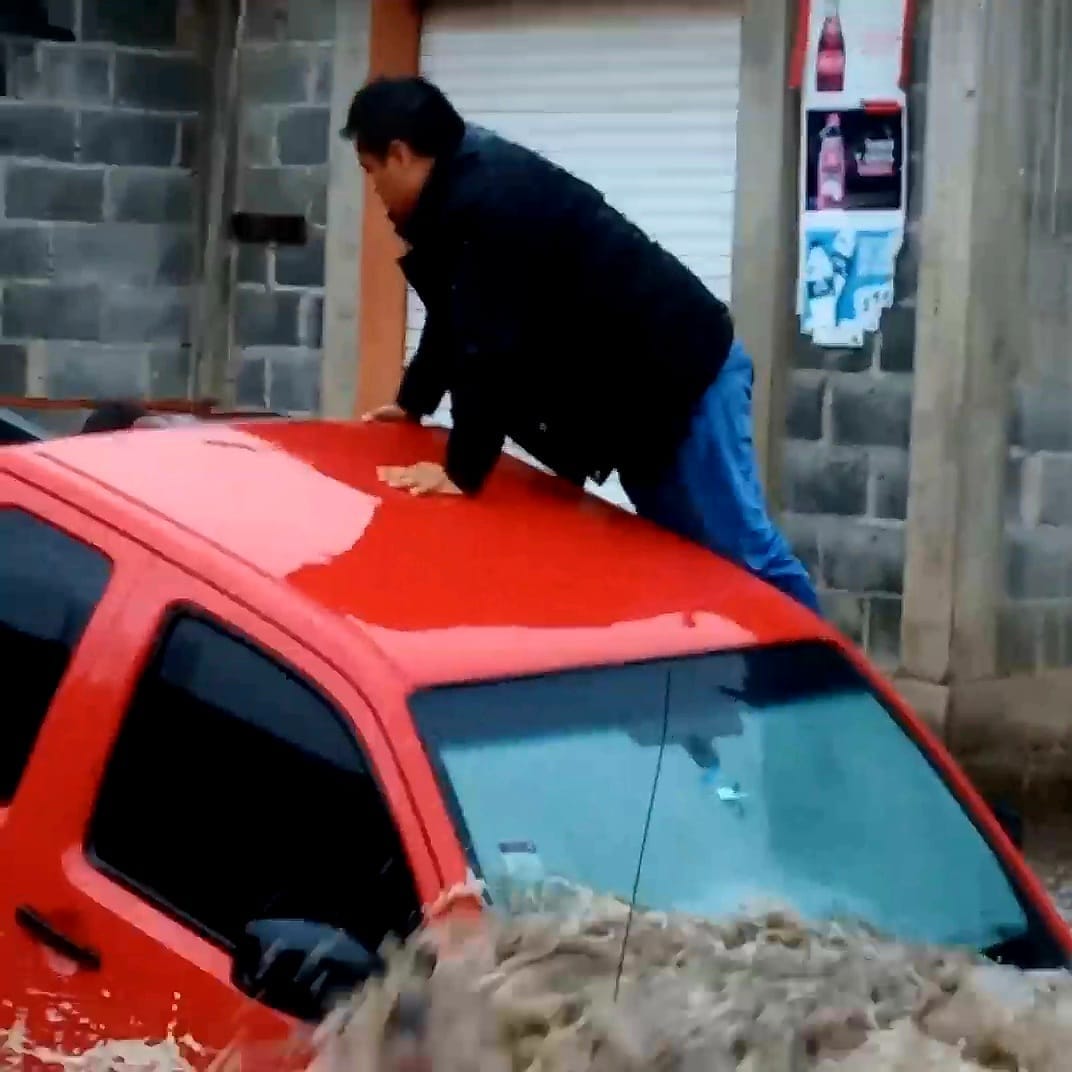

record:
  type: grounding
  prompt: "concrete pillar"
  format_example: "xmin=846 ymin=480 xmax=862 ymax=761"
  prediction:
xmin=192 ymin=0 xmax=240 ymax=405
xmin=321 ymin=0 xmax=372 ymax=419
xmin=730 ymin=0 xmax=799 ymax=504
xmin=898 ymin=0 xmax=1028 ymax=730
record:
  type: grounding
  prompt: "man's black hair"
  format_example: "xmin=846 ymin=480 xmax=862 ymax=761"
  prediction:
xmin=340 ymin=76 xmax=464 ymax=159
xmin=81 ymin=400 xmax=150 ymax=434
xmin=0 ymin=0 xmax=76 ymax=40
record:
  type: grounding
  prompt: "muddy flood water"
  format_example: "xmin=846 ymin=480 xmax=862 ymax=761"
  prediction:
xmin=12 ymin=837 xmax=1072 ymax=1072
xmin=11 ymin=877 xmax=1072 ymax=1072
xmin=305 ymin=819 xmax=1072 ymax=1072
xmin=312 ymin=887 xmax=1072 ymax=1072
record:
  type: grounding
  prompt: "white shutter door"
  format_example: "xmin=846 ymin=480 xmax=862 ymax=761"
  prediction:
xmin=407 ymin=0 xmax=742 ymax=507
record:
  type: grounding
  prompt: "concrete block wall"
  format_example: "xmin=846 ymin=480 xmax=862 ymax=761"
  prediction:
xmin=230 ymin=0 xmax=335 ymax=414
xmin=0 ymin=0 xmax=199 ymax=400
xmin=1003 ymin=404 xmax=1072 ymax=674
xmin=780 ymin=0 xmax=930 ymax=668
xmin=998 ymin=0 xmax=1072 ymax=676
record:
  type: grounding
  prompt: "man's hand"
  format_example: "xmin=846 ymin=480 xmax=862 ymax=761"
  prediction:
xmin=362 ymin=403 xmax=409 ymax=423
xmin=377 ymin=461 xmax=462 ymax=497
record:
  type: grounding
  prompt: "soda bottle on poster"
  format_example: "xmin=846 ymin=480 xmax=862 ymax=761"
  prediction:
xmin=817 ymin=114 xmax=846 ymax=209
xmin=816 ymin=0 xmax=845 ymax=93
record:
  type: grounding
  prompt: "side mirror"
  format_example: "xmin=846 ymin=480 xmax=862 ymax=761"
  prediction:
xmin=232 ymin=918 xmax=384 ymax=1021
xmin=989 ymin=800 xmax=1024 ymax=851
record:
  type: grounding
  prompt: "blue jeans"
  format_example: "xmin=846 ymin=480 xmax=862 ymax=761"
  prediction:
xmin=620 ymin=342 xmax=821 ymax=614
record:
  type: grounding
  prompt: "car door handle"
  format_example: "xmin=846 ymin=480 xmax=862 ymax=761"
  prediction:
xmin=15 ymin=906 xmax=102 ymax=971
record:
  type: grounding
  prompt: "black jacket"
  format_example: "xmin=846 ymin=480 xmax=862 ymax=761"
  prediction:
xmin=395 ymin=125 xmax=735 ymax=494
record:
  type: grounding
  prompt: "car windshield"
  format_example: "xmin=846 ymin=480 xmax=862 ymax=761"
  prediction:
xmin=411 ymin=641 xmax=1062 ymax=967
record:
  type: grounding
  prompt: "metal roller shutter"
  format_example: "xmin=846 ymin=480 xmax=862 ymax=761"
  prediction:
xmin=407 ymin=0 xmax=742 ymax=507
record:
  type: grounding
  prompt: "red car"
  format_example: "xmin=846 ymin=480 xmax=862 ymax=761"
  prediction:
xmin=0 ymin=418 xmax=1066 ymax=1068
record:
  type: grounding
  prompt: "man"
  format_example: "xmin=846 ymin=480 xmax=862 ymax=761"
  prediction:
xmin=345 ymin=77 xmax=819 ymax=613
xmin=81 ymin=401 xmax=194 ymax=433
xmin=81 ymin=401 xmax=154 ymax=433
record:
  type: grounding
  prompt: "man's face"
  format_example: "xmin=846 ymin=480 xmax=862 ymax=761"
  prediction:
xmin=357 ymin=140 xmax=432 ymax=226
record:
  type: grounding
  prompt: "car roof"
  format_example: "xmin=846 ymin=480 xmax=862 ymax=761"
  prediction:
xmin=19 ymin=419 xmax=827 ymax=685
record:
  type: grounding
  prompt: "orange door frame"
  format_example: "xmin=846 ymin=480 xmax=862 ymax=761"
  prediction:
xmin=354 ymin=0 xmax=422 ymax=415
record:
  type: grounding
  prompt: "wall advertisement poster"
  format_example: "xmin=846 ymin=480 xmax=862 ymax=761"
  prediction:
xmin=797 ymin=0 xmax=911 ymax=348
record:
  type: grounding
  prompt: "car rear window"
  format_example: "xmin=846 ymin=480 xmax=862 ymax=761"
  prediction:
xmin=0 ymin=507 xmax=111 ymax=802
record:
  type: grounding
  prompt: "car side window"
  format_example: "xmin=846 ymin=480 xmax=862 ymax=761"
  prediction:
xmin=0 ymin=507 xmax=111 ymax=803
xmin=88 ymin=614 xmax=421 ymax=955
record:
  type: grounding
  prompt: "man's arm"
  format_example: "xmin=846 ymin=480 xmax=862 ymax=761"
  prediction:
xmin=433 ymin=222 xmax=528 ymax=494
xmin=377 ymin=346 xmax=506 ymax=496
xmin=374 ymin=297 xmax=504 ymax=496
xmin=379 ymin=190 xmax=542 ymax=495
xmin=442 ymin=364 xmax=507 ymax=494
xmin=396 ymin=312 xmax=450 ymax=418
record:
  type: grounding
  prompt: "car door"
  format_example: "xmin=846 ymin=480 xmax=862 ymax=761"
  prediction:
xmin=0 ymin=473 xmax=153 ymax=1066
xmin=6 ymin=552 xmax=439 ymax=1069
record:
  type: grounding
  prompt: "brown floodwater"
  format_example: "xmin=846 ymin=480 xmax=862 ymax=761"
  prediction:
xmin=310 ymin=883 xmax=1072 ymax=1072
